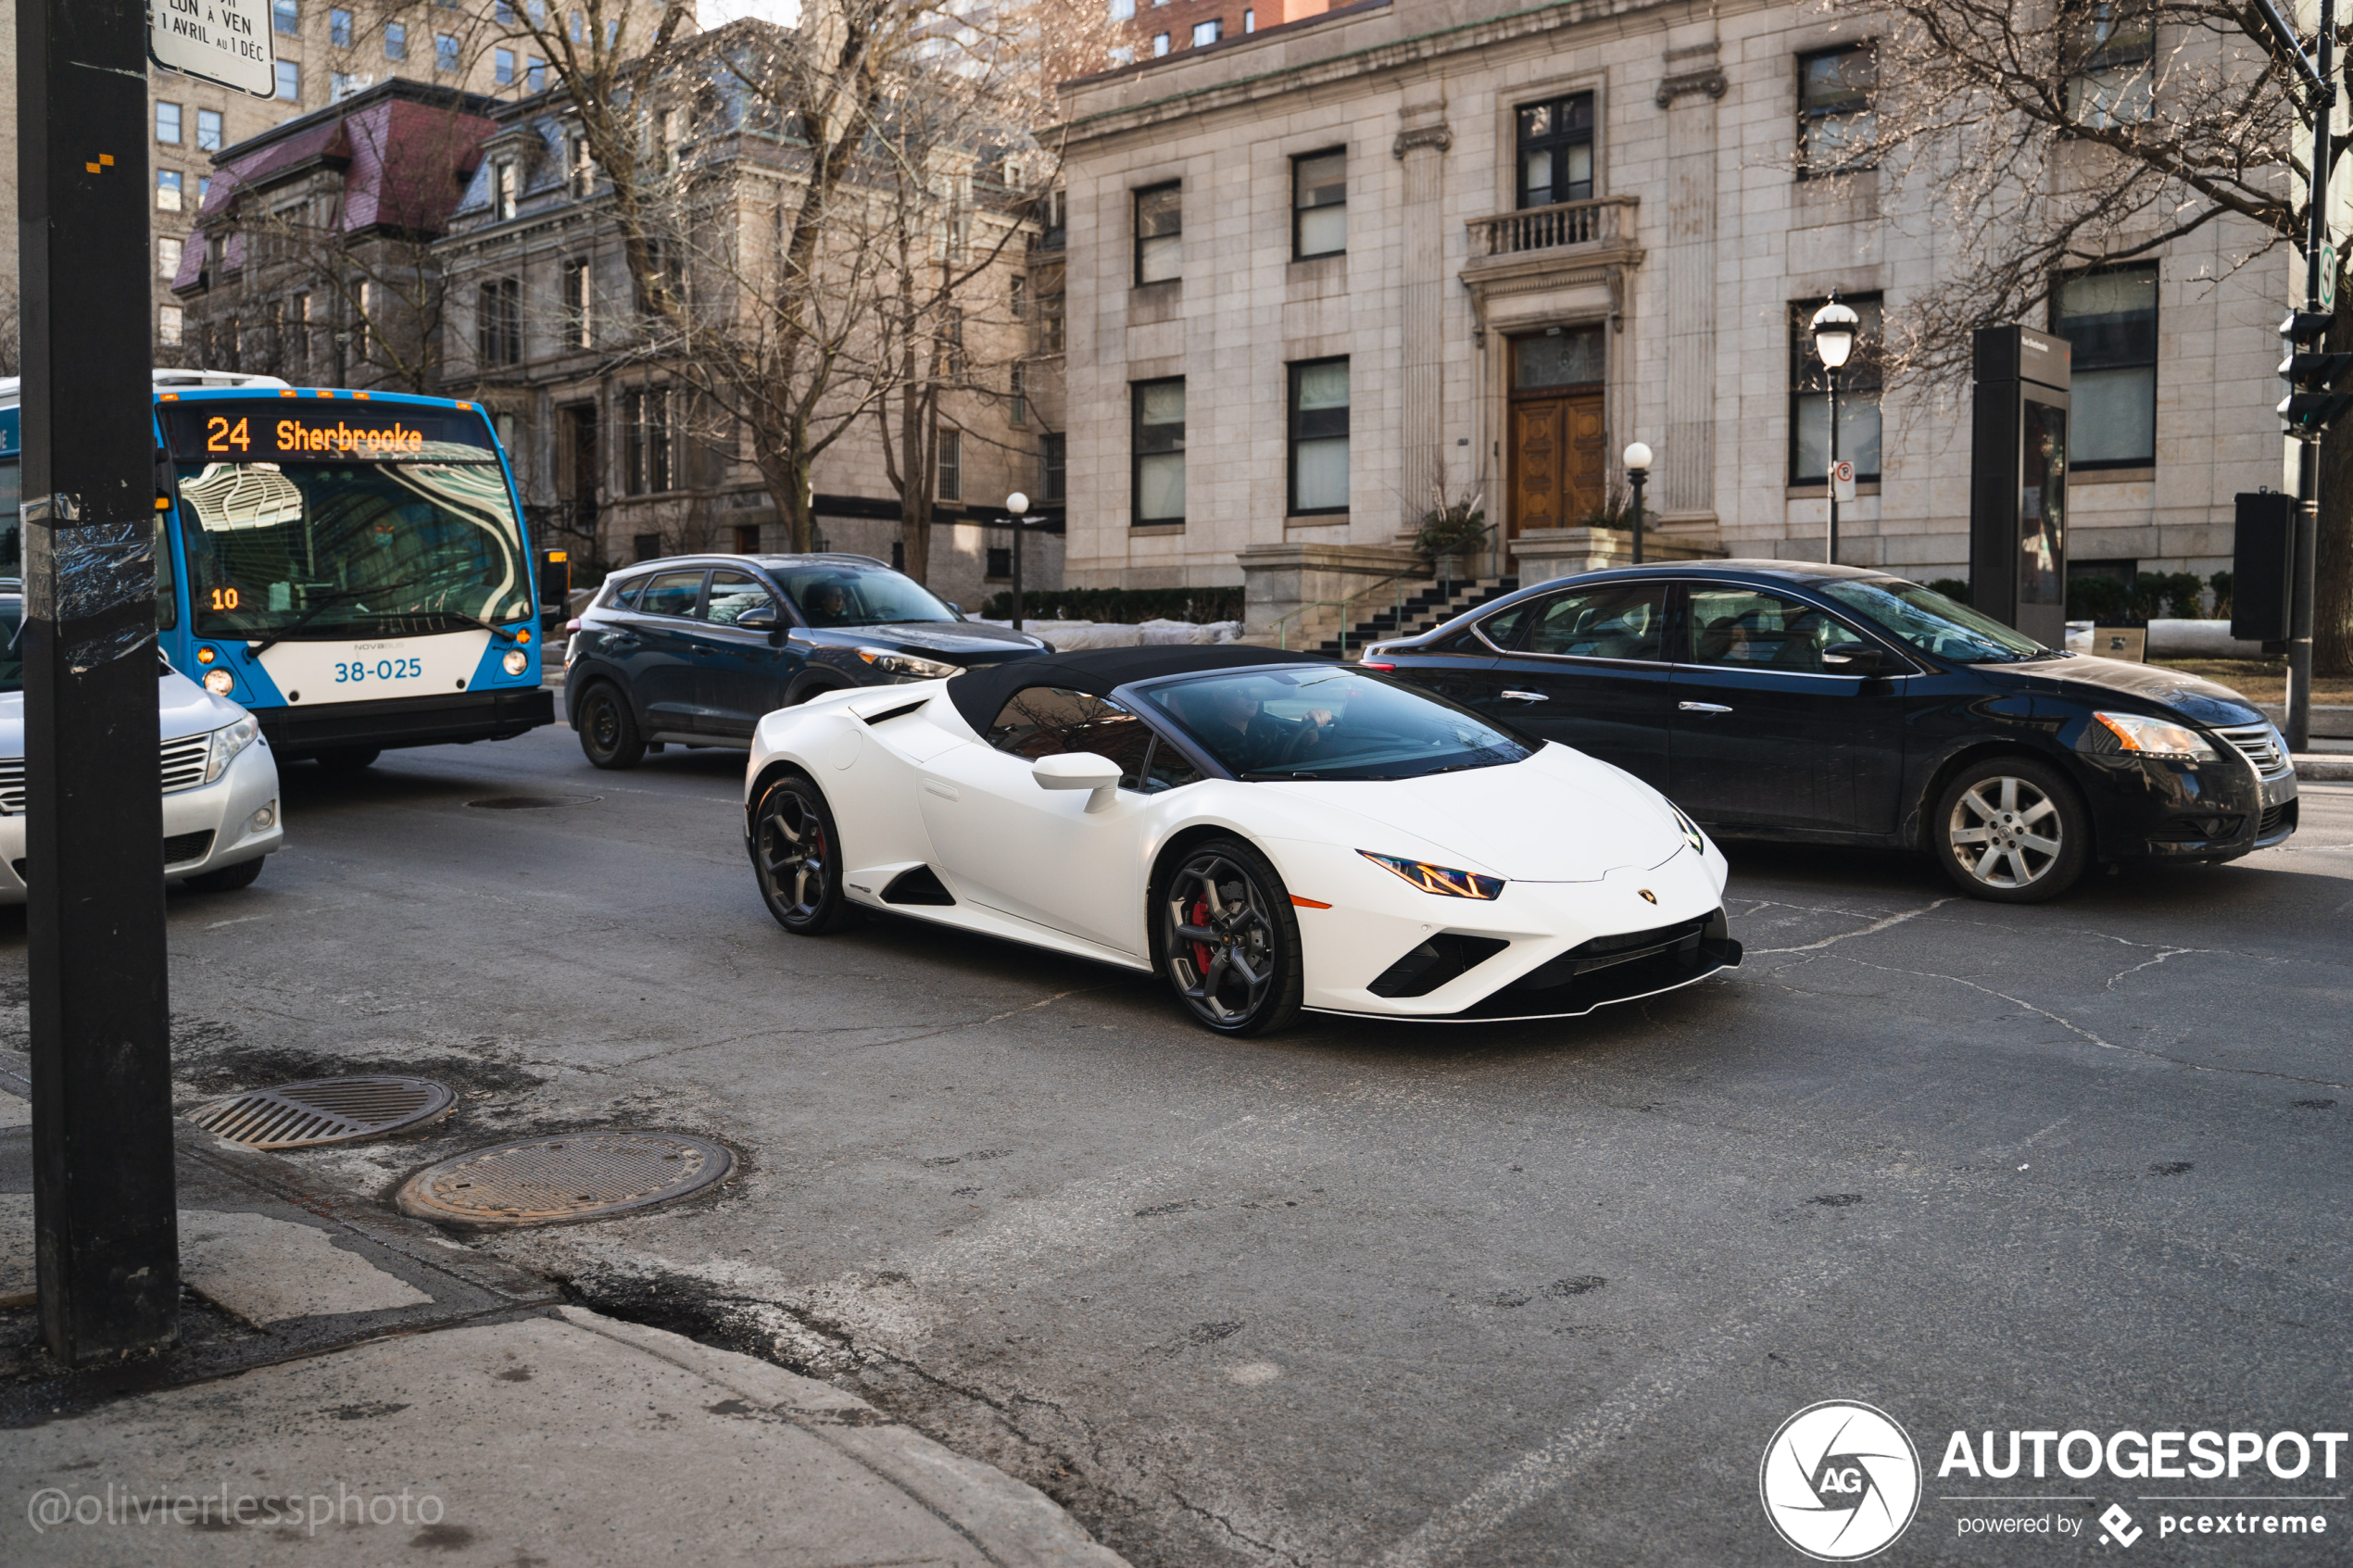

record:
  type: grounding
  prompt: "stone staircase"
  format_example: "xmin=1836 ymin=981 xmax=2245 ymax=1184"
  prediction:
xmin=1313 ymin=576 xmax=1520 ymax=659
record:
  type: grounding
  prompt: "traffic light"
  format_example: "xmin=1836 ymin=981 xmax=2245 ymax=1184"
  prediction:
xmin=2276 ymin=309 xmax=2353 ymax=437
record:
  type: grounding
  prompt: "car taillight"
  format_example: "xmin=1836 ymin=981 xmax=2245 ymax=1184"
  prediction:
xmin=564 ymin=618 xmax=582 ymax=634
xmin=1359 ymin=659 xmax=1396 ymax=671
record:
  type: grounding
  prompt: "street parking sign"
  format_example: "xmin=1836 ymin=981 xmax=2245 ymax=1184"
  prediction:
xmin=1831 ymin=458 xmax=1856 ymax=502
xmin=148 ymin=0 xmax=277 ymax=98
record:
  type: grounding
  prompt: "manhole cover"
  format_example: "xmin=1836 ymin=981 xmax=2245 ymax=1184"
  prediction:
xmin=189 ymin=1075 xmax=457 ymax=1149
xmin=466 ymin=795 xmax=599 ymax=809
xmin=396 ymin=1132 xmax=733 ymax=1227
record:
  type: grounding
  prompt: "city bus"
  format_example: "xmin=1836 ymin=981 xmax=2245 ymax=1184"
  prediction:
xmin=0 ymin=370 xmax=554 ymax=769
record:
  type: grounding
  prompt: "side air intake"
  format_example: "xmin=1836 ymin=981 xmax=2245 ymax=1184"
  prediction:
xmin=881 ymin=864 xmax=956 ymax=906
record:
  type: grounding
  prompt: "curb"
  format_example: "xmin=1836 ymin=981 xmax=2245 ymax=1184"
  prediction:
xmin=2295 ymin=755 xmax=2353 ymax=782
xmin=558 ymin=1307 xmax=1128 ymax=1568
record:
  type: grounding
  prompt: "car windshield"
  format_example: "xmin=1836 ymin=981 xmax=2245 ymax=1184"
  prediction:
xmin=772 ymin=565 xmax=955 ymax=628
xmin=1139 ymin=666 xmax=1532 ymax=782
xmin=1819 ymin=578 xmax=2051 ymax=663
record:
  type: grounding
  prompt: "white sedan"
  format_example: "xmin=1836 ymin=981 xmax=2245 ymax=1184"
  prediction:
xmin=742 ymin=646 xmax=1740 ymax=1035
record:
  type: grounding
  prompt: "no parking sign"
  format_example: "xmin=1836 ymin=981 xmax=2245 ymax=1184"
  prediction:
xmin=1831 ymin=458 xmax=1856 ymax=503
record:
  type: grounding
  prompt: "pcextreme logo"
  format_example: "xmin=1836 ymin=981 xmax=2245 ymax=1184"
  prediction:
xmin=1760 ymin=1400 xmax=1924 ymax=1561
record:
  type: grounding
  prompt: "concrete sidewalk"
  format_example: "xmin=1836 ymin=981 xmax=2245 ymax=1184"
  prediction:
xmin=0 ymin=1063 xmax=1124 ymax=1568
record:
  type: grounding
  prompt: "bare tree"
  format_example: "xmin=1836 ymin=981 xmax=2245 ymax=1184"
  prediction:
xmin=508 ymin=0 xmax=1101 ymax=564
xmin=1819 ymin=0 xmax=2350 ymax=670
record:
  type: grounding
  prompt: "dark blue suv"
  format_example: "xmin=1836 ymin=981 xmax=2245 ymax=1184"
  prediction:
xmin=564 ymin=553 xmax=1051 ymax=768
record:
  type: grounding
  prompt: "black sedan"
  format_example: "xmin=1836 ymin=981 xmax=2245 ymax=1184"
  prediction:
xmin=563 ymin=553 xmax=1051 ymax=768
xmin=1363 ymin=561 xmax=2296 ymax=902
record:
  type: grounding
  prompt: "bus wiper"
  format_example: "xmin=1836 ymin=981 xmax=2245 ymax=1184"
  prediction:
xmin=245 ymin=578 xmax=438 ymax=655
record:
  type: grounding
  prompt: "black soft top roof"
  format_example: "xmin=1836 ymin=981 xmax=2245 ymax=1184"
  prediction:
xmin=945 ymin=644 xmax=1327 ymax=734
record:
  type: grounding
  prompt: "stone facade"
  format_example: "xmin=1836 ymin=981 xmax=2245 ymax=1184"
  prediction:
xmin=1057 ymin=0 xmax=2288 ymax=631
xmin=430 ymin=35 xmax=1067 ymax=607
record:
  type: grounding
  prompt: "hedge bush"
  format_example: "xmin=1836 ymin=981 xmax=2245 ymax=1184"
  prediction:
xmin=980 ymin=585 xmax=1244 ymax=624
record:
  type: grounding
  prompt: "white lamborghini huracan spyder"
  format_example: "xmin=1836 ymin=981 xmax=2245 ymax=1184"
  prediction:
xmin=742 ymin=645 xmax=1740 ymax=1035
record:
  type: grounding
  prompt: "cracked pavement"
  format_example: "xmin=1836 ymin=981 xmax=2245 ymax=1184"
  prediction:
xmin=11 ymin=730 xmax=2346 ymax=1566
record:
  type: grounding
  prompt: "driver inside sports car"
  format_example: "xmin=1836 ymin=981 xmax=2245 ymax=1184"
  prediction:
xmin=1167 ymin=680 xmax=1335 ymax=771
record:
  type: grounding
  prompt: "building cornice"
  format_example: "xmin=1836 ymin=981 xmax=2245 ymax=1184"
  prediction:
xmin=1060 ymin=0 xmax=1762 ymax=144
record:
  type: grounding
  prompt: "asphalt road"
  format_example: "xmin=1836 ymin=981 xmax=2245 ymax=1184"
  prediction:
xmin=14 ymin=722 xmax=2350 ymax=1566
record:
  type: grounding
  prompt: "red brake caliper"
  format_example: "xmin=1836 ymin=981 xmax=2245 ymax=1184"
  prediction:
xmin=1189 ymin=895 xmax=1214 ymax=978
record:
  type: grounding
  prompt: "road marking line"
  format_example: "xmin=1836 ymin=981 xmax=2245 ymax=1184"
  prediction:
xmin=1376 ymin=1282 xmax=1832 ymax=1568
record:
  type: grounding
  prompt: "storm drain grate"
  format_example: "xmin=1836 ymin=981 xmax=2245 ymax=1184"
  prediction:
xmin=465 ymin=795 xmax=599 ymax=810
xmin=396 ymin=1131 xmax=733 ymax=1227
xmin=189 ymin=1075 xmax=458 ymax=1149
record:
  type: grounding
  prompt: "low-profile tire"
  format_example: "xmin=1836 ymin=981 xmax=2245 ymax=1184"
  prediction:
xmin=311 ymin=747 xmax=379 ymax=774
xmin=750 ymin=774 xmax=861 ymax=935
xmin=576 ymin=683 xmax=645 ymax=770
xmin=1931 ymin=756 xmax=2090 ymax=903
xmin=1156 ymin=838 xmax=1304 ymax=1035
xmin=182 ymin=857 xmax=264 ymax=894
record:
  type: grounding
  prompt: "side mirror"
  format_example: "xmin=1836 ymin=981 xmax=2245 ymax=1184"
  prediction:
xmin=1822 ymin=641 xmax=1886 ymax=672
xmin=735 ymin=604 xmax=780 ymax=631
xmin=1032 ymin=751 xmax=1123 ymax=812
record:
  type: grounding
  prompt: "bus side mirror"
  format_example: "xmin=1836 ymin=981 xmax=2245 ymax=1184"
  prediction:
xmin=539 ymin=551 xmax=572 ymax=608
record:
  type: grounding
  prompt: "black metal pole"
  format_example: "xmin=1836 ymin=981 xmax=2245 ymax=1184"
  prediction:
xmin=2286 ymin=0 xmax=2334 ymax=754
xmin=1008 ymin=514 xmax=1025 ymax=633
xmin=20 ymin=0 xmax=181 ymax=1364
xmin=1629 ymin=469 xmax=1646 ymax=565
xmin=1827 ymin=368 xmax=1841 ymax=566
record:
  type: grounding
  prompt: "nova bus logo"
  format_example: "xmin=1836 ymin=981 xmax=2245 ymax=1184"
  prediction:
xmin=1760 ymin=1400 xmax=1923 ymax=1561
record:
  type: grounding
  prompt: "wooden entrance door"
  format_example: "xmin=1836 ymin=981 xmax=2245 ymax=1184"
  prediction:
xmin=1508 ymin=392 xmax=1604 ymax=564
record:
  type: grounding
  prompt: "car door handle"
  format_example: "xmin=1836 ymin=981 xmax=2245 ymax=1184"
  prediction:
xmin=1678 ymin=701 xmax=1733 ymax=715
xmin=1500 ymin=689 xmax=1548 ymax=703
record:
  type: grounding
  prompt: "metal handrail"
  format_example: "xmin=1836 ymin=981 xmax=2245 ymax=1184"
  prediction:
xmin=1271 ymin=572 xmax=1413 ymax=659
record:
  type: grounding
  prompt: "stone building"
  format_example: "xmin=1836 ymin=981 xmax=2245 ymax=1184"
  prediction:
xmin=1055 ymin=0 xmax=2286 ymax=646
xmin=429 ymin=22 xmax=1068 ymax=606
xmin=167 ymin=80 xmax=501 ymax=392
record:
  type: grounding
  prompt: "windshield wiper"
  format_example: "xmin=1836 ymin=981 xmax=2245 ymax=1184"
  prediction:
xmin=243 ymin=578 xmax=441 ymax=655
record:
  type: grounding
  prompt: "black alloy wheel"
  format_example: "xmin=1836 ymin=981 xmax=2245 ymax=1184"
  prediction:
xmin=1931 ymin=755 xmax=2091 ymax=903
xmin=311 ymin=747 xmax=380 ymax=774
xmin=577 ymin=683 xmax=645 ymax=770
xmin=751 ymin=775 xmax=860 ymax=934
xmin=1158 ymin=839 xmax=1304 ymax=1035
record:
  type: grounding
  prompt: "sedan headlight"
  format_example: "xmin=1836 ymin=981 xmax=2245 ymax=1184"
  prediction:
xmin=2091 ymin=711 xmax=2218 ymax=760
xmin=857 ymin=646 xmax=960 ymax=680
xmin=205 ymin=715 xmax=260 ymax=784
xmin=502 ymin=648 xmax=530 ymax=676
xmin=1667 ymin=801 xmax=1706 ymax=854
xmin=1359 ymin=850 xmax=1504 ymax=900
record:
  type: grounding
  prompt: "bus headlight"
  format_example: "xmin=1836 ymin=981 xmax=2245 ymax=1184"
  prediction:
xmin=202 ymin=669 xmax=235 ymax=696
xmin=205 ymin=715 xmax=260 ymax=784
xmin=502 ymin=649 xmax=530 ymax=676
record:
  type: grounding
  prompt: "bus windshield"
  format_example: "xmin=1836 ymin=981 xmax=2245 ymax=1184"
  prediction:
xmin=162 ymin=400 xmax=530 ymax=639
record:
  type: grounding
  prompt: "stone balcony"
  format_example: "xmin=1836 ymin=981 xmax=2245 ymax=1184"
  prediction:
xmin=1460 ymin=195 xmax=1643 ymax=335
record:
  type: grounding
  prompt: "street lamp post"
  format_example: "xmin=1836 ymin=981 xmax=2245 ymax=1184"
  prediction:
xmin=1622 ymin=442 xmax=1652 ymax=565
xmin=1810 ymin=298 xmax=1859 ymax=566
xmin=1001 ymin=491 xmax=1032 ymax=631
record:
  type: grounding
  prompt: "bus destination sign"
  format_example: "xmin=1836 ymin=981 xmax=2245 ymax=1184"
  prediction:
xmin=148 ymin=0 xmax=278 ymax=100
xmin=160 ymin=400 xmax=497 ymax=464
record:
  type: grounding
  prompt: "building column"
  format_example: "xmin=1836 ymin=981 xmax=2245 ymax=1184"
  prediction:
xmin=1395 ymin=108 xmax=1452 ymax=537
xmin=1655 ymin=44 xmax=1726 ymax=526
